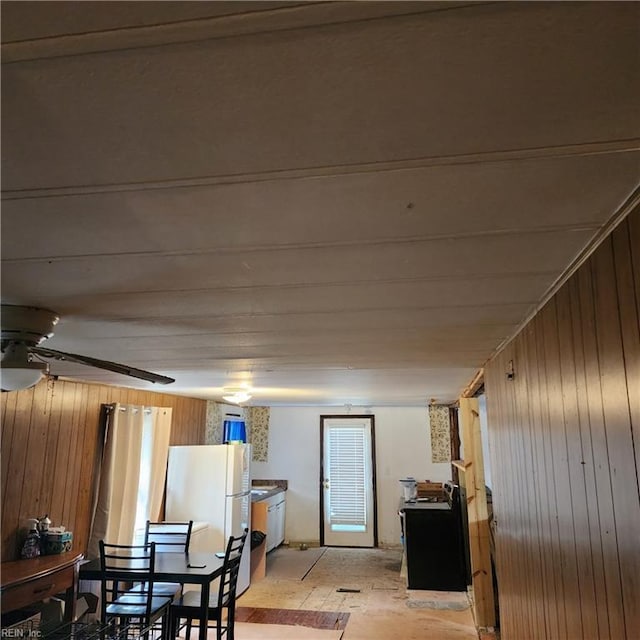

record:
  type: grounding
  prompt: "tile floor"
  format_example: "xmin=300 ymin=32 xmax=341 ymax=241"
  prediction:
xmin=238 ymin=546 xmax=482 ymax=640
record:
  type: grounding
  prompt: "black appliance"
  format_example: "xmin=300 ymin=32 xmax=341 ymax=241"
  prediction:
xmin=449 ymin=482 xmax=472 ymax=585
xmin=399 ymin=482 xmax=468 ymax=591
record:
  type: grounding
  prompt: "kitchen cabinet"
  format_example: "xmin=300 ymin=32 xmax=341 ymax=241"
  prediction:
xmin=266 ymin=492 xmax=286 ymax=552
xmin=250 ymin=488 xmax=286 ymax=581
xmin=276 ymin=500 xmax=286 ymax=545
xmin=266 ymin=502 xmax=277 ymax=551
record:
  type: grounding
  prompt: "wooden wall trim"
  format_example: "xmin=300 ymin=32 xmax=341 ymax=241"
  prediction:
xmin=0 ymin=380 xmax=207 ymax=562
xmin=484 ymin=206 xmax=640 ymax=639
xmin=461 ymin=368 xmax=485 ymax=398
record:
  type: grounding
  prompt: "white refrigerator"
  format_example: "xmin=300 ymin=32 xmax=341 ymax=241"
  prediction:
xmin=165 ymin=444 xmax=251 ymax=594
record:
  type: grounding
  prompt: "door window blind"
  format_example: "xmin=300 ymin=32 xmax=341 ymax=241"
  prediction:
xmin=327 ymin=425 xmax=367 ymax=528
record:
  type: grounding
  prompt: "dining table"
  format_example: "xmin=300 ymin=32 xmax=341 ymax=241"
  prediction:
xmin=79 ymin=551 xmax=224 ymax=640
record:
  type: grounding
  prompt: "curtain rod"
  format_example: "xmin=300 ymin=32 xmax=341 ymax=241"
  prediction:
xmin=104 ymin=403 xmax=153 ymax=414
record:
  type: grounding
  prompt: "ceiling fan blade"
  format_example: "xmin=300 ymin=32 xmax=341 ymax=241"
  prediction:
xmin=31 ymin=346 xmax=175 ymax=385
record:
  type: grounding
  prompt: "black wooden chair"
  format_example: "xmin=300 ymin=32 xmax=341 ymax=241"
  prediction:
xmin=169 ymin=528 xmax=248 ymax=640
xmin=145 ymin=520 xmax=194 ymax=553
xmin=98 ymin=540 xmax=172 ymax=640
xmin=138 ymin=521 xmax=194 ymax=600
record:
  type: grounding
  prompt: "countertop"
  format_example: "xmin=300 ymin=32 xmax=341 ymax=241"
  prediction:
xmin=399 ymin=498 xmax=451 ymax=511
xmin=250 ymin=486 xmax=286 ymax=502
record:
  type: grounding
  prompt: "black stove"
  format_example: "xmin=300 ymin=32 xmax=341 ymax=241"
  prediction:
xmin=399 ymin=480 xmax=469 ymax=591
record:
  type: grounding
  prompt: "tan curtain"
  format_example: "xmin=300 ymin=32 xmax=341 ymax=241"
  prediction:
xmin=88 ymin=404 xmax=172 ymax=557
xmin=146 ymin=407 xmax=172 ymax=521
xmin=88 ymin=404 xmax=144 ymax=555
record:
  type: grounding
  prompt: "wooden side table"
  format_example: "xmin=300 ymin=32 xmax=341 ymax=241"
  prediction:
xmin=1 ymin=552 xmax=84 ymax=623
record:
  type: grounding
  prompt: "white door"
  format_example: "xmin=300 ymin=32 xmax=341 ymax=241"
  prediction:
xmin=321 ymin=415 xmax=376 ymax=547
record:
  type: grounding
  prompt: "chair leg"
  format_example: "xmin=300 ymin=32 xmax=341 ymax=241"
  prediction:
xmin=217 ymin=608 xmax=226 ymax=640
xmin=168 ymin=611 xmax=176 ymax=639
xmin=185 ymin=618 xmax=192 ymax=640
xmin=170 ymin=611 xmax=181 ymax=640
xmin=161 ymin=611 xmax=169 ymax=640
xmin=142 ymin=615 xmax=151 ymax=640
xmin=228 ymin=604 xmax=236 ymax=640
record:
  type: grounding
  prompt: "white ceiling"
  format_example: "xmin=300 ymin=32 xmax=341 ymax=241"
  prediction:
xmin=1 ymin=1 xmax=639 ymax=406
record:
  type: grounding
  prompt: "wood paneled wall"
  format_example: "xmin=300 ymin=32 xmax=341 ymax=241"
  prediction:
xmin=1 ymin=379 xmax=207 ymax=561
xmin=484 ymin=207 xmax=639 ymax=639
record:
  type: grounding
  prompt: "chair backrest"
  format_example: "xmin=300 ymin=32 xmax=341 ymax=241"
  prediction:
xmin=144 ymin=520 xmax=193 ymax=552
xmin=99 ymin=540 xmax=158 ymax=621
xmin=217 ymin=529 xmax=248 ymax=608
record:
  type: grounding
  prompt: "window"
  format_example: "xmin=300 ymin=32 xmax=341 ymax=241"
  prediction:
xmin=133 ymin=414 xmax=156 ymax=543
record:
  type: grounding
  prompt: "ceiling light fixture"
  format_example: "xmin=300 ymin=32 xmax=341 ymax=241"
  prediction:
xmin=1 ymin=342 xmax=48 ymax=391
xmin=222 ymin=388 xmax=252 ymax=404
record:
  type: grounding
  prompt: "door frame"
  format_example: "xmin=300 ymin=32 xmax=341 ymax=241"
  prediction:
xmin=319 ymin=414 xmax=378 ymax=547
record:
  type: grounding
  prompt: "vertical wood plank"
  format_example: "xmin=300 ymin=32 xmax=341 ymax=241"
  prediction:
xmin=519 ymin=337 xmax=541 ymax=638
xmin=2 ymin=386 xmax=35 ymax=556
xmin=488 ymin=344 xmax=531 ymax=638
xmin=49 ymin=381 xmax=74 ymax=526
xmin=556 ymin=282 xmax=599 ymax=635
xmin=1 ymin=391 xmax=19 ymax=505
xmin=497 ymin=343 xmax=529 ymax=639
xmin=534 ymin=311 xmax=566 ymax=639
xmin=568 ymin=276 xmax=611 ymax=639
xmin=449 ymin=408 xmax=461 ymax=485
xmin=627 ymin=208 xmax=640 ymax=323
xmin=611 ymin=219 xmax=640 ymax=495
xmin=459 ymin=396 xmax=495 ymax=628
xmin=526 ymin=322 xmax=558 ymax=640
xmin=19 ymin=382 xmax=50 ymax=525
xmin=37 ymin=380 xmax=62 ymax=522
xmin=74 ymin=383 xmax=103 ymax=555
xmin=592 ymin=236 xmax=640 ymax=638
xmin=515 ymin=328 xmax=547 ymax=638
xmin=485 ymin=357 xmax=513 ymax=635
xmin=61 ymin=383 xmax=83 ymax=529
xmin=577 ymin=261 xmax=626 ymax=639
xmin=1 ymin=391 xmax=8 ymax=424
